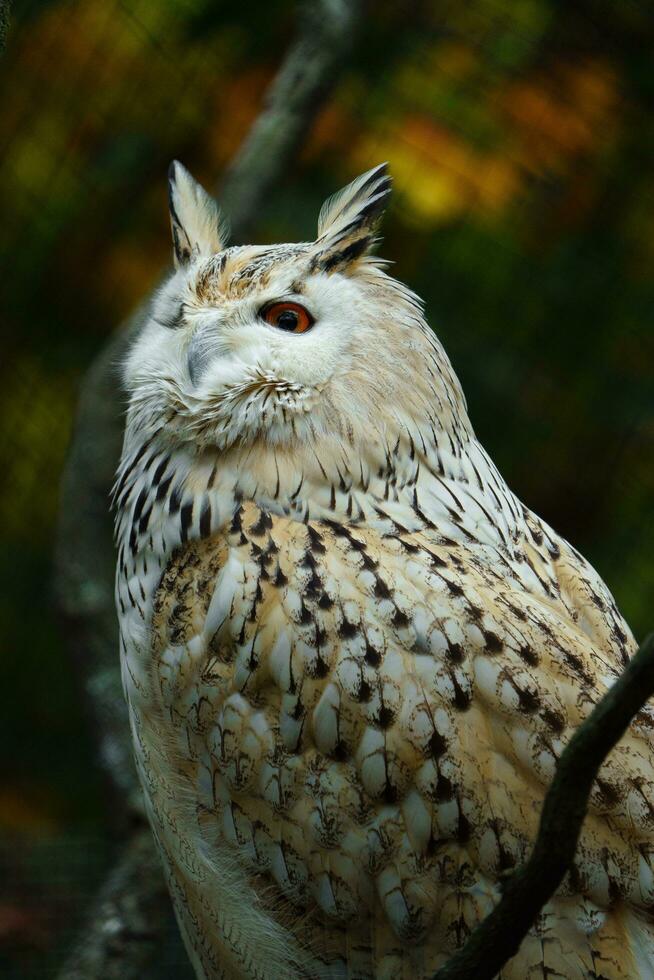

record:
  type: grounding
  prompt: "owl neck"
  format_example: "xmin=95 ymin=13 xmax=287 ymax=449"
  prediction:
xmin=113 ymin=403 xmax=529 ymax=578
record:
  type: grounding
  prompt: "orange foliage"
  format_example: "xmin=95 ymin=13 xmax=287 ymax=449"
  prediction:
xmin=502 ymin=60 xmax=620 ymax=174
xmin=206 ymin=66 xmax=275 ymax=170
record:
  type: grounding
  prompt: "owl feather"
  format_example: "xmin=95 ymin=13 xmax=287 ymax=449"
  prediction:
xmin=312 ymin=162 xmax=392 ymax=272
xmin=168 ymin=160 xmax=229 ymax=267
xmin=114 ymin=163 xmax=651 ymax=980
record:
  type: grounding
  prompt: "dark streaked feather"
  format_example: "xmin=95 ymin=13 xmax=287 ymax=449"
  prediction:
xmin=168 ymin=160 xmax=229 ymax=267
xmin=312 ymin=163 xmax=392 ymax=273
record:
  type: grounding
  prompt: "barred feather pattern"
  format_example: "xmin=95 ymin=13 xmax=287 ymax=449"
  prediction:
xmin=115 ymin=169 xmax=653 ymax=979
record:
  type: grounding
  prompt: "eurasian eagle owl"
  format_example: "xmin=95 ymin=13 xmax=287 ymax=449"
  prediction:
xmin=114 ymin=162 xmax=652 ymax=979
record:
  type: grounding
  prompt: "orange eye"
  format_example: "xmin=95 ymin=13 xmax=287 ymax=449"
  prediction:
xmin=261 ymin=301 xmax=314 ymax=334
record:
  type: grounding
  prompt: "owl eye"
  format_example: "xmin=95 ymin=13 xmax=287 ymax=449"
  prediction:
xmin=260 ymin=301 xmax=314 ymax=333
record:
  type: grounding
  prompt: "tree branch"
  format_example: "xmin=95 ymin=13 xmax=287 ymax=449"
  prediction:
xmin=56 ymin=827 xmax=171 ymax=980
xmin=220 ymin=0 xmax=361 ymax=239
xmin=55 ymin=1 xmax=361 ymax=975
xmin=435 ymin=632 xmax=654 ymax=980
xmin=0 ymin=1 xmax=10 ymax=55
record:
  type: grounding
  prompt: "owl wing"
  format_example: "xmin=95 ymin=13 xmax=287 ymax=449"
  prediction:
xmin=148 ymin=502 xmax=654 ymax=979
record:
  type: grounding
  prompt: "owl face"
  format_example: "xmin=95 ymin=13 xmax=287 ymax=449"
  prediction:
xmin=123 ymin=163 xmax=460 ymax=470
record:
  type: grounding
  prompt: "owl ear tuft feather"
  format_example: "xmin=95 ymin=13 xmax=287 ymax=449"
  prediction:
xmin=311 ymin=163 xmax=392 ymax=273
xmin=167 ymin=161 xmax=228 ymax=268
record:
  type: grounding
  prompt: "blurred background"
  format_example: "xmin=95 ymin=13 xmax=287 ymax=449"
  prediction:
xmin=1 ymin=0 xmax=652 ymax=976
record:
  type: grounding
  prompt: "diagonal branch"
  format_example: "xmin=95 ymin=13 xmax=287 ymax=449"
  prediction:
xmin=54 ymin=827 xmax=171 ymax=980
xmin=220 ymin=0 xmax=361 ymax=239
xmin=435 ymin=632 xmax=654 ymax=980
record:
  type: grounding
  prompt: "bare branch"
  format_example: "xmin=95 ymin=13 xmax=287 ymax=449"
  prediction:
xmin=55 ymin=319 xmax=147 ymax=816
xmin=434 ymin=632 xmax=654 ymax=980
xmin=0 ymin=1 xmax=10 ymax=54
xmin=220 ymin=0 xmax=362 ymax=238
xmin=57 ymin=827 xmax=172 ymax=980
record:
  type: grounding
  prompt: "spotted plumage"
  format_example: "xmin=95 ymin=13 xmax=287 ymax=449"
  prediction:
xmin=114 ymin=161 xmax=651 ymax=979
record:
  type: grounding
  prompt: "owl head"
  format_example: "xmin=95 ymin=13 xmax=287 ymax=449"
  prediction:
xmin=123 ymin=163 xmax=469 ymax=494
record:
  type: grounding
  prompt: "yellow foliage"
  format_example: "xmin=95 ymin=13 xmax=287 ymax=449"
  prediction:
xmin=356 ymin=117 xmax=520 ymax=225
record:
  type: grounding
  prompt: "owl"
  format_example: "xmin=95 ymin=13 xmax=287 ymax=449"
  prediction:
xmin=114 ymin=161 xmax=654 ymax=980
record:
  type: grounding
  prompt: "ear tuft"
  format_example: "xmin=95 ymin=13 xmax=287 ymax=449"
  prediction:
xmin=168 ymin=161 xmax=228 ymax=268
xmin=312 ymin=163 xmax=392 ymax=273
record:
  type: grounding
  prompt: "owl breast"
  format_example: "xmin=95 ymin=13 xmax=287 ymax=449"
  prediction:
xmin=134 ymin=500 xmax=651 ymax=978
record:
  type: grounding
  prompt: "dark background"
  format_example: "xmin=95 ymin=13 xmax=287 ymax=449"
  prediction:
xmin=1 ymin=0 xmax=652 ymax=975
